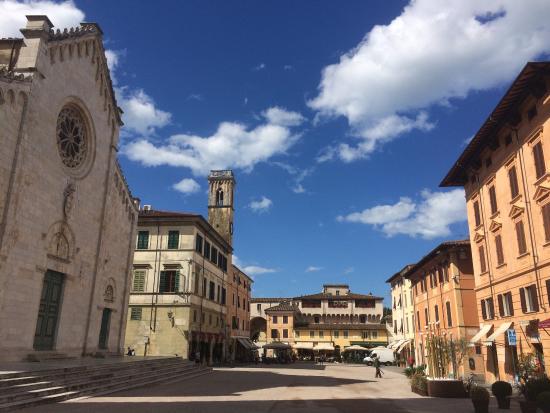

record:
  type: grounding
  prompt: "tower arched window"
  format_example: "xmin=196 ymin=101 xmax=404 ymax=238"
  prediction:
xmin=216 ymin=188 xmax=224 ymax=206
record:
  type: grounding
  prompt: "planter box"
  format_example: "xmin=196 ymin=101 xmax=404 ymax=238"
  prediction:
xmin=411 ymin=385 xmax=428 ymax=397
xmin=427 ymin=379 xmax=466 ymax=398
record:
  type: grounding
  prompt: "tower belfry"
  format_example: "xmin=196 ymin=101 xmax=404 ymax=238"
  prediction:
xmin=208 ymin=170 xmax=235 ymax=246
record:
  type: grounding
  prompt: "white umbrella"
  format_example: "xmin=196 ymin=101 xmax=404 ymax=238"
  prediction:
xmin=343 ymin=345 xmax=369 ymax=352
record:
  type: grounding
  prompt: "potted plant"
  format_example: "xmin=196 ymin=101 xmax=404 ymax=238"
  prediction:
xmin=471 ymin=386 xmax=490 ymax=413
xmin=537 ymin=391 xmax=550 ymax=413
xmin=491 ymin=381 xmax=512 ymax=409
xmin=520 ymin=376 xmax=550 ymax=413
xmin=410 ymin=372 xmax=428 ymax=396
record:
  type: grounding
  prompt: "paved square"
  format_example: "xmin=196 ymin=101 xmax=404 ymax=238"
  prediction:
xmin=18 ymin=364 xmax=521 ymax=413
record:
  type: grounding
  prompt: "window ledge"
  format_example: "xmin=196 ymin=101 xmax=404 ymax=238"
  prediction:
xmin=517 ymin=252 xmax=530 ymax=259
xmin=543 ymin=241 xmax=550 ymax=248
xmin=510 ymin=194 xmax=522 ymax=204
xmin=479 ymin=271 xmax=489 ymax=276
xmin=523 ymin=310 xmax=538 ymax=315
xmin=534 ymin=172 xmax=550 ymax=187
xmin=496 ymin=263 xmax=507 ymax=269
xmin=489 ymin=211 xmax=500 ymax=220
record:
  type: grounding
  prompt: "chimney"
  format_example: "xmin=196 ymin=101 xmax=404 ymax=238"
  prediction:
xmin=20 ymin=15 xmax=53 ymax=39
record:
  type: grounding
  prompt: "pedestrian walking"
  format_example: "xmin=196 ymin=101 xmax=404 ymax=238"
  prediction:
xmin=374 ymin=356 xmax=383 ymax=378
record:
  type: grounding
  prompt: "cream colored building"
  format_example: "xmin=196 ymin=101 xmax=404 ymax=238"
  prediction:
xmin=441 ymin=61 xmax=550 ymax=383
xmin=125 ymin=171 xmax=235 ymax=364
xmin=386 ymin=265 xmax=416 ymax=363
xmin=251 ymin=284 xmax=388 ymax=353
xmin=0 ymin=16 xmax=137 ymax=361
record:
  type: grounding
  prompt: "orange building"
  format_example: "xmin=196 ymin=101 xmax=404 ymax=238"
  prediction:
xmin=441 ymin=62 xmax=550 ymax=383
xmin=405 ymin=240 xmax=484 ymax=378
xmin=226 ymin=264 xmax=254 ymax=361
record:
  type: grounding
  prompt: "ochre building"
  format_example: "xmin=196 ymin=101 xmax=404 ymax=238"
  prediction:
xmin=227 ymin=264 xmax=254 ymax=361
xmin=441 ymin=62 xmax=550 ymax=383
xmin=405 ymin=241 xmax=484 ymax=379
xmin=0 ymin=16 xmax=137 ymax=361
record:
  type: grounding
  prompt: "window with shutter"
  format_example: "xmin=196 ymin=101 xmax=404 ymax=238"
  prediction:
xmin=481 ymin=299 xmax=487 ymax=320
xmin=159 ymin=271 xmax=167 ymax=293
xmin=530 ymin=285 xmax=539 ymax=312
xmin=424 ymin=308 xmax=428 ymax=326
xmin=137 ymin=231 xmax=149 ymax=249
xmin=473 ymin=201 xmax=481 ymax=226
xmin=509 ymin=166 xmax=519 ymax=199
xmin=498 ymin=294 xmax=504 ymax=317
xmin=489 ymin=186 xmax=498 ymax=215
xmin=516 ymin=220 xmax=527 ymax=255
xmin=175 ymin=270 xmax=180 ymax=292
xmin=543 ymin=204 xmax=550 ymax=242
xmin=479 ymin=245 xmax=487 ymax=273
xmin=130 ymin=307 xmax=142 ymax=320
xmin=488 ymin=298 xmax=495 ymax=319
xmin=520 ymin=288 xmax=527 ymax=313
xmin=167 ymin=231 xmax=179 ymax=249
xmin=506 ymin=293 xmax=514 ymax=316
xmin=195 ymin=234 xmax=203 ymax=254
xmin=533 ymin=142 xmax=546 ymax=179
xmin=434 ymin=305 xmax=439 ymax=323
xmin=546 ymin=280 xmax=550 ymax=308
xmin=495 ymin=234 xmax=504 ymax=265
xmin=132 ymin=270 xmax=145 ymax=292
xmin=446 ymin=301 xmax=452 ymax=327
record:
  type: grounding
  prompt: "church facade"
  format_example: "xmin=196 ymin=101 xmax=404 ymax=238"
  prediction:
xmin=0 ymin=16 xmax=138 ymax=361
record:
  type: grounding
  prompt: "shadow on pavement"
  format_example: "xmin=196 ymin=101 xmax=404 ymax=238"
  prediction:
xmin=19 ymin=397 xmax=510 ymax=413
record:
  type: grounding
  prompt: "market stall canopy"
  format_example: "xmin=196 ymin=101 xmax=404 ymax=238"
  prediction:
xmin=469 ymin=324 xmax=493 ymax=346
xmin=263 ymin=342 xmax=292 ymax=350
xmin=483 ymin=322 xmax=513 ymax=346
xmin=343 ymin=345 xmax=369 ymax=352
xmin=293 ymin=342 xmax=314 ymax=350
xmin=314 ymin=343 xmax=335 ymax=351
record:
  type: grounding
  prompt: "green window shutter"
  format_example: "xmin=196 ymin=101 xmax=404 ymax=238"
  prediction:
xmin=159 ymin=271 xmax=166 ymax=293
xmin=133 ymin=271 xmax=145 ymax=292
xmin=175 ymin=271 xmax=180 ymax=292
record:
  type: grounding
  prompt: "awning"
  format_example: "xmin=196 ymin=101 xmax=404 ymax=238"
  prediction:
xmin=396 ymin=339 xmax=411 ymax=353
xmin=263 ymin=342 xmax=292 ymax=350
xmin=389 ymin=339 xmax=405 ymax=349
xmin=236 ymin=337 xmax=259 ymax=350
xmin=314 ymin=343 xmax=335 ymax=351
xmin=469 ymin=324 xmax=493 ymax=346
xmin=293 ymin=342 xmax=314 ymax=350
xmin=483 ymin=322 xmax=513 ymax=346
xmin=539 ymin=318 xmax=550 ymax=329
xmin=343 ymin=345 xmax=369 ymax=352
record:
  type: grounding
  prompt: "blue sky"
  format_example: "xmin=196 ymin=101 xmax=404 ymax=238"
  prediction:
xmin=3 ymin=0 xmax=550 ymax=303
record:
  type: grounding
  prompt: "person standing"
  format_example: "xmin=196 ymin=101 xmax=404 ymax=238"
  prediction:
xmin=374 ymin=356 xmax=383 ymax=378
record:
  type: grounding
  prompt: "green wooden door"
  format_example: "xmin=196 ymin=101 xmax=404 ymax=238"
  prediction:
xmin=33 ymin=270 xmax=64 ymax=350
xmin=98 ymin=308 xmax=112 ymax=349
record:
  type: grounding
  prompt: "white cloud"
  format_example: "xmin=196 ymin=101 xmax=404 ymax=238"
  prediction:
xmin=283 ymin=65 xmax=293 ymax=70
xmin=173 ymin=178 xmax=200 ymax=194
xmin=343 ymin=267 xmax=354 ymax=274
xmin=272 ymin=162 xmax=313 ymax=194
xmin=338 ymin=189 xmax=466 ymax=239
xmin=249 ymin=196 xmax=273 ymax=213
xmin=124 ymin=107 xmax=304 ymax=176
xmin=116 ymin=87 xmax=172 ymax=136
xmin=0 ymin=0 xmax=84 ymax=37
xmin=262 ymin=106 xmax=306 ymax=127
xmin=305 ymin=266 xmax=323 ymax=272
xmin=252 ymin=63 xmax=266 ymax=71
xmin=186 ymin=94 xmax=203 ymax=101
xmin=309 ymin=0 xmax=550 ymax=162
xmin=232 ymin=256 xmax=276 ymax=277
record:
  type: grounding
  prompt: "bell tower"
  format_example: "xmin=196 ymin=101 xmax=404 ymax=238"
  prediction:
xmin=208 ymin=170 xmax=235 ymax=246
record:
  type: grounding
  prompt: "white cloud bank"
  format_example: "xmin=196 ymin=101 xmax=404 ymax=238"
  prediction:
xmin=249 ymin=196 xmax=273 ymax=213
xmin=173 ymin=178 xmax=200 ymax=194
xmin=309 ymin=0 xmax=550 ymax=162
xmin=233 ymin=256 xmax=276 ymax=276
xmin=337 ymin=189 xmax=466 ymax=239
xmin=305 ymin=266 xmax=323 ymax=273
xmin=124 ymin=107 xmax=305 ymax=176
xmin=0 ymin=0 xmax=84 ymax=37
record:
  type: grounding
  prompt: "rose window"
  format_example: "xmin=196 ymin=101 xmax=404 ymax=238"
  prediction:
xmin=56 ymin=106 xmax=88 ymax=168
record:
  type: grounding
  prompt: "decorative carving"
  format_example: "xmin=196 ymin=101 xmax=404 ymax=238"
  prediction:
xmin=104 ymin=285 xmax=114 ymax=302
xmin=63 ymin=183 xmax=76 ymax=218
xmin=49 ymin=232 xmax=69 ymax=260
xmin=56 ymin=106 xmax=88 ymax=168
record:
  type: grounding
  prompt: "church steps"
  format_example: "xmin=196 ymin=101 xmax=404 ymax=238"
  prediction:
xmin=0 ymin=357 xmax=211 ymax=412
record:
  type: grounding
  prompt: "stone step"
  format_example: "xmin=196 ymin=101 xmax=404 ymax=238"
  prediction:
xmin=0 ymin=366 xmax=211 ymax=412
xmin=0 ymin=363 xmax=198 ymax=403
xmin=0 ymin=357 xmax=181 ymax=380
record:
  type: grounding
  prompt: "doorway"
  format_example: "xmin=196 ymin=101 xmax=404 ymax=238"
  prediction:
xmin=33 ymin=270 xmax=64 ymax=350
xmin=98 ymin=308 xmax=112 ymax=349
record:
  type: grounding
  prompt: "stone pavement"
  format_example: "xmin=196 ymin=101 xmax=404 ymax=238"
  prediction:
xmin=17 ymin=363 xmax=523 ymax=413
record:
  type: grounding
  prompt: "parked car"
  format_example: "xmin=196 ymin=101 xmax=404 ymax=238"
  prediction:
xmin=363 ymin=347 xmax=394 ymax=366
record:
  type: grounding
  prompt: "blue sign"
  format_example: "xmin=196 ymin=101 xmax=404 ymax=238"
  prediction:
xmin=507 ymin=329 xmax=517 ymax=346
